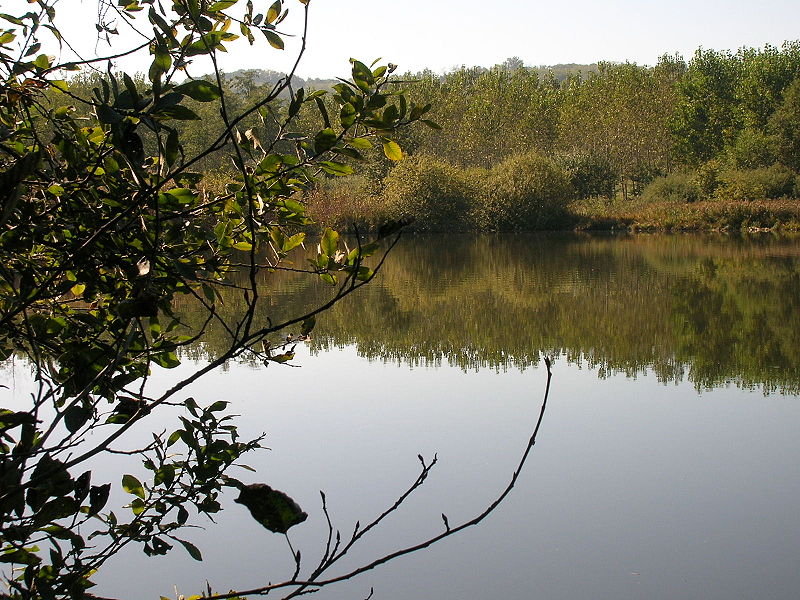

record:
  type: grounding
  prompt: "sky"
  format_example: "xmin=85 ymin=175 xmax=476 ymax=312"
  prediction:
xmin=10 ymin=0 xmax=800 ymax=78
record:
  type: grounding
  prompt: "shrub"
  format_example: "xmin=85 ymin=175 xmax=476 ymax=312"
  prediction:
xmin=381 ymin=155 xmax=474 ymax=231
xmin=559 ymin=153 xmax=617 ymax=199
xmin=693 ymin=159 xmax=723 ymax=199
xmin=640 ymin=172 xmax=700 ymax=203
xmin=476 ymin=152 xmax=574 ymax=230
xmin=714 ymin=163 xmax=797 ymax=201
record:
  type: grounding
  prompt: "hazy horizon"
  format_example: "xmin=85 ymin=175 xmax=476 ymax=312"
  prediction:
xmin=6 ymin=0 xmax=799 ymax=81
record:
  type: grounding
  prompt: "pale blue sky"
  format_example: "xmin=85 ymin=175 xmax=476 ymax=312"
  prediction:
xmin=14 ymin=0 xmax=800 ymax=77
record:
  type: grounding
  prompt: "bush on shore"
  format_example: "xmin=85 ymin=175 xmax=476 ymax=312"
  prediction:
xmin=713 ymin=163 xmax=796 ymax=201
xmin=474 ymin=152 xmax=574 ymax=230
xmin=374 ymin=152 xmax=573 ymax=231
xmin=381 ymin=155 xmax=475 ymax=231
xmin=640 ymin=171 xmax=700 ymax=204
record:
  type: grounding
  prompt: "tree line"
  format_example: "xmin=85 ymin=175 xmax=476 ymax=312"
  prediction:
xmin=50 ymin=41 xmax=800 ymax=231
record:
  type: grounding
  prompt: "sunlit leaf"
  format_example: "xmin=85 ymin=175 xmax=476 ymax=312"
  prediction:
xmin=122 ymin=475 xmax=145 ymax=499
xmin=383 ymin=139 xmax=403 ymax=161
xmin=263 ymin=29 xmax=284 ymax=50
xmin=320 ymin=227 xmax=339 ymax=257
xmin=175 ymin=79 xmax=222 ymax=102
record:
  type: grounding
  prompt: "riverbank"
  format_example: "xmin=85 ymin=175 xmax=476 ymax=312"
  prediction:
xmin=300 ymin=152 xmax=800 ymax=233
xmin=304 ymin=181 xmax=800 ymax=234
xmin=569 ymin=197 xmax=800 ymax=232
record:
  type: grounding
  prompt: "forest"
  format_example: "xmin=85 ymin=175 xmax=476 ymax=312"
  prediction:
xmin=55 ymin=41 xmax=800 ymax=232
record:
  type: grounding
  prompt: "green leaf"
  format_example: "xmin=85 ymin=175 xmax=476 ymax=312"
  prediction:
xmin=165 ymin=188 xmax=197 ymax=204
xmin=320 ymin=161 xmax=353 ymax=176
xmin=266 ymin=0 xmax=281 ymax=23
xmin=0 ymin=548 xmax=41 ymax=565
xmin=340 ymin=102 xmax=356 ymax=128
xmin=232 ymin=241 xmax=253 ymax=251
xmin=270 ymin=352 xmax=295 ymax=364
xmin=152 ymin=351 xmax=180 ymax=369
xmin=152 ymin=105 xmax=201 ymax=121
xmin=95 ymin=104 xmax=122 ymax=124
xmin=314 ymin=128 xmax=338 ymax=154
xmin=149 ymin=46 xmax=172 ymax=83
xmin=33 ymin=54 xmax=51 ymax=70
xmin=122 ymin=475 xmax=145 ymax=499
xmin=422 ymin=119 xmax=442 ymax=130
xmin=269 ymin=227 xmax=286 ymax=251
xmin=263 ymin=30 xmax=284 ymax=50
xmin=315 ymin=96 xmax=331 ymax=128
xmin=165 ymin=128 xmax=180 ymax=167
xmin=348 ymin=137 xmax=373 ymax=150
xmin=175 ymin=80 xmax=221 ymax=102
xmin=89 ymin=484 xmax=111 ymax=515
xmin=131 ymin=498 xmax=146 ymax=516
xmin=153 ymin=464 xmax=175 ymax=486
xmin=283 ymin=232 xmax=305 ymax=252
xmin=350 ymin=59 xmax=374 ymax=92
xmin=383 ymin=139 xmax=403 ymax=161
xmin=356 ymin=266 xmax=375 ymax=282
xmin=0 ymin=410 xmax=36 ymax=429
xmin=320 ymin=227 xmax=339 ymax=257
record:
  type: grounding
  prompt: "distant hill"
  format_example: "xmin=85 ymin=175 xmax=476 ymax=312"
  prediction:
xmin=531 ymin=63 xmax=599 ymax=81
xmin=221 ymin=68 xmax=338 ymax=95
xmin=218 ymin=62 xmax=599 ymax=94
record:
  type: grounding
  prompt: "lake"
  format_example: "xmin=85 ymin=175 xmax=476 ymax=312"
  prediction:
xmin=9 ymin=232 xmax=800 ymax=599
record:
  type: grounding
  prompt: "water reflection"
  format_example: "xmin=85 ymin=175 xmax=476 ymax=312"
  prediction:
xmin=179 ymin=233 xmax=800 ymax=393
xmin=81 ymin=233 xmax=800 ymax=599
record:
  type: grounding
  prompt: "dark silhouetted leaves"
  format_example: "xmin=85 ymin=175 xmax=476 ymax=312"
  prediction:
xmin=234 ymin=484 xmax=307 ymax=533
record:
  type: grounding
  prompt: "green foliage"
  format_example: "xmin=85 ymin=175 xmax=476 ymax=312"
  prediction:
xmin=234 ymin=484 xmax=308 ymax=533
xmin=380 ymin=153 xmax=572 ymax=232
xmin=714 ymin=164 xmax=796 ymax=201
xmin=693 ymin=159 xmax=724 ymax=200
xmin=382 ymin=155 xmax=474 ymax=231
xmin=769 ymin=76 xmax=800 ymax=171
xmin=0 ymin=1 xmax=432 ymax=597
xmin=559 ymin=154 xmax=617 ymax=199
xmin=670 ymin=48 xmax=744 ymax=165
xmin=725 ymin=128 xmax=779 ymax=169
xmin=671 ymin=43 xmax=800 ymax=167
xmin=474 ymin=152 xmax=574 ymax=230
xmin=641 ymin=172 xmax=700 ymax=204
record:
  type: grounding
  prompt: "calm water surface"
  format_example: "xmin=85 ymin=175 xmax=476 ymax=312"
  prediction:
xmin=10 ymin=233 xmax=800 ymax=599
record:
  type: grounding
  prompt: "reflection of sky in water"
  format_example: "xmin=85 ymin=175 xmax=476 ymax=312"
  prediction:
xmin=59 ymin=345 xmax=800 ymax=600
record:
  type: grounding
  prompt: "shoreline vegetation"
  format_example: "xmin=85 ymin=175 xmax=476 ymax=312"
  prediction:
xmin=59 ymin=42 xmax=800 ymax=233
xmin=297 ymin=42 xmax=800 ymax=233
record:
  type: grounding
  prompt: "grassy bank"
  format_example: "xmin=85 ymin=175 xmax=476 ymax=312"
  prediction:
xmin=570 ymin=197 xmax=800 ymax=232
xmin=305 ymin=154 xmax=800 ymax=233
